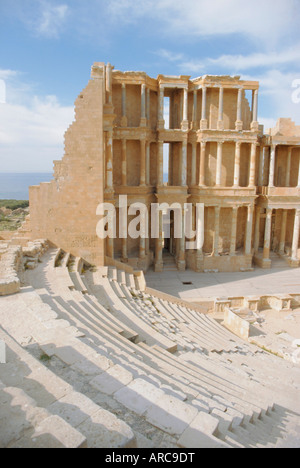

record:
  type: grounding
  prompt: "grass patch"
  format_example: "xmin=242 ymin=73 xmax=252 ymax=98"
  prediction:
xmin=39 ymin=353 xmax=52 ymax=362
xmin=0 ymin=200 xmax=29 ymax=210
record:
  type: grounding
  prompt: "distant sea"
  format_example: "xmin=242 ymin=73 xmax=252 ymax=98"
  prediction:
xmin=0 ymin=172 xmax=169 ymax=200
xmin=0 ymin=173 xmax=53 ymax=200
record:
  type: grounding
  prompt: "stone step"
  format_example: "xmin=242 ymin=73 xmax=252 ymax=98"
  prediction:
xmin=126 ymin=273 xmax=136 ymax=290
xmin=0 ymin=328 xmax=136 ymax=448
xmin=69 ymin=271 xmax=89 ymax=294
xmin=9 ymin=415 xmax=88 ymax=449
xmin=89 ymin=274 xmax=177 ymax=353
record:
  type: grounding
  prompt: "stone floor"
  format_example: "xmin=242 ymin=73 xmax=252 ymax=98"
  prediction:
xmin=145 ymin=261 xmax=300 ymax=302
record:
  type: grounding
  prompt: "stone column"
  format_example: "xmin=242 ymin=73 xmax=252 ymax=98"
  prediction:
xmin=157 ymin=141 xmax=164 ymax=186
xmin=291 ymin=209 xmax=300 ymax=261
xmin=121 ymin=204 xmax=128 ymax=262
xmin=146 ymin=142 xmax=150 ymax=186
xmin=279 ymin=209 xmax=287 ymax=254
xmin=107 ymin=237 xmax=114 ymax=259
xmin=213 ymin=206 xmax=220 ymax=256
xmin=251 ymin=89 xmax=259 ymax=131
xmin=216 ymin=141 xmax=223 ymax=186
xmin=140 ymin=139 xmax=146 ymax=186
xmin=105 ymin=131 xmax=113 ymax=192
xmin=121 ymin=83 xmax=127 ymax=127
xmin=177 ymin=210 xmax=186 ymax=271
xmin=263 ymin=208 xmax=272 ymax=261
xmin=106 ymin=63 xmax=113 ymax=104
xmin=200 ymin=86 xmax=208 ymax=130
xmin=235 ymin=88 xmax=243 ymax=131
xmin=139 ymin=239 xmax=146 ymax=261
xmin=245 ymin=205 xmax=254 ymax=255
xmin=154 ymin=210 xmax=163 ymax=272
xmin=258 ymin=146 xmax=264 ymax=186
xmin=192 ymin=90 xmax=197 ymax=129
xmin=262 ymin=147 xmax=270 ymax=186
xmin=146 ymin=219 xmax=150 ymax=256
xmin=181 ymin=88 xmax=189 ymax=131
xmin=157 ymin=87 xmax=165 ymax=129
xmin=233 ymin=141 xmax=241 ymax=187
xmin=254 ymin=206 xmax=261 ymax=254
xmin=199 ymin=141 xmax=206 ymax=187
xmin=147 ymin=88 xmax=150 ymax=122
xmin=121 ymin=239 xmax=128 ymax=263
xmin=286 ymin=147 xmax=292 ymax=187
xmin=121 ymin=139 xmax=127 ymax=186
xmin=230 ymin=206 xmax=238 ymax=256
xmin=140 ymin=84 xmax=147 ymax=127
xmin=269 ymin=145 xmax=276 ymax=188
xmin=217 ymin=87 xmax=224 ymax=130
xmin=191 ymin=143 xmax=197 ymax=186
xmin=181 ymin=140 xmax=187 ymax=186
xmin=249 ymin=143 xmax=257 ymax=187
xmin=297 ymin=154 xmax=300 ymax=188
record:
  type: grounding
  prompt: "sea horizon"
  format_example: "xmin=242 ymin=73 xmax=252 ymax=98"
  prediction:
xmin=0 ymin=172 xmax=53 ymax=200
xmin=0 ymin=172 xmax=169 ymax=200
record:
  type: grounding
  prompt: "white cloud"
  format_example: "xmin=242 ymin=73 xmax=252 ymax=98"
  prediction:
xmin=36 ymin=2 xmax=69 ymax=38
xmin=179 ymin=46 xmax=300 ymax=74
xmin=108 ymin=0 xmax=299 ymax=46
xmin=2 ymin=0 xmax=70 ymax=39
xmin=0 ymin=72 xmax=74 ymax=172
xmin=242 ymin=69 xmax=300 ymax=125
xmin=0 ymin=81 xmax=6 ymax=105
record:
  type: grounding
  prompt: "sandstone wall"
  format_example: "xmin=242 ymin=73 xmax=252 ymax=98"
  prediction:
xmin=28 ymin=65 xmax=105 ymax=266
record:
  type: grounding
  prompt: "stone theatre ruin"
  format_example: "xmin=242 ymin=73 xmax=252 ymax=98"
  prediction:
xmin=22 ymin=62 xmax=300 ymax=273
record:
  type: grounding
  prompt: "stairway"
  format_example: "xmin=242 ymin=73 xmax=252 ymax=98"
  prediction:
xmin=162 ymin=251 xmax=177 ymax=271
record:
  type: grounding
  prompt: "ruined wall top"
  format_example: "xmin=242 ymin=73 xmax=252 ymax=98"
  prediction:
xmin=269 ymin=118 xmax=300 ymax=138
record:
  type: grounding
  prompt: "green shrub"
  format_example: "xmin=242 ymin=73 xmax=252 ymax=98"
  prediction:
xmin=0 ymin=200 xmax=29 ymax=210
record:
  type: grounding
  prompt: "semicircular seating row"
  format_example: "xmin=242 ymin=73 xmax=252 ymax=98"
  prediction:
xmin=1 ymin=247 xmax=299 ymax=448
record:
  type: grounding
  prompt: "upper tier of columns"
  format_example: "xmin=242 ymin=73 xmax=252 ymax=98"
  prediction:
xmin=118 ymin=82 xmax=259 ymax=132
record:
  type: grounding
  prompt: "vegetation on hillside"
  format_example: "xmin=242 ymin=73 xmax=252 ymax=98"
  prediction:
xmin=0 ymin=200 xmax=29 ymax=231
xmin=0 ymin=200 xmax=29 ymax=210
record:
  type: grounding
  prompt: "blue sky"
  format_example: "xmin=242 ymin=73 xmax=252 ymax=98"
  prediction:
xmin=0 ymin=0 xmax=300 ymax=172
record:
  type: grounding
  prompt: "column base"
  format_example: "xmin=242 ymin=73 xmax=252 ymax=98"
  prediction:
xmin=254 ymin=255 xmax=271 ymax=269
xmin=235 ymin=120 xmax=243 ymax=131
xmin=195 ymin=251 xmax=204 ymax=272
xmin=154 ymin=262 xmax=163 ymax=273
xmin=288 ymin=257 xmax=300 ymax=268
xmin=200 ymin=119 xmax=208 ymax=130
xmin=120 ymin=116 xmax=128 ymax=127
xmin=217 ymin=120 xmax=224 ymax=131
xmin=177 ymin=260 xmax=186 ymax=272
xmin=251 ymin=121 xmax=259 ymax=132
xmin=191 ymin=121 xmax=198 ymax=130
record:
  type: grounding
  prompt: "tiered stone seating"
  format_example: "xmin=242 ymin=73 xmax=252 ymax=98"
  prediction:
xmin=0 ymin=247 xmax=299 ymax=448
xmin=0 ymin=328 xmax=135 ymax=448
